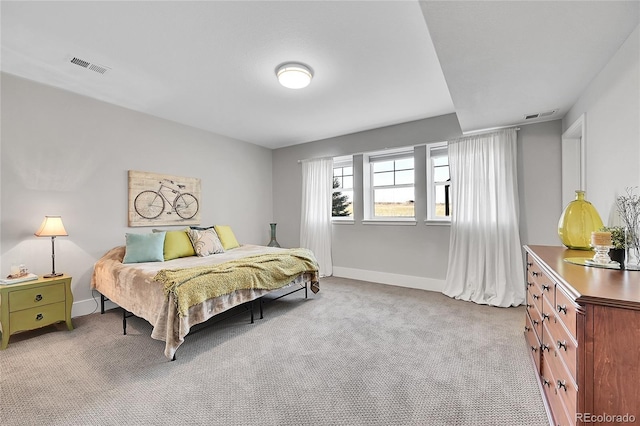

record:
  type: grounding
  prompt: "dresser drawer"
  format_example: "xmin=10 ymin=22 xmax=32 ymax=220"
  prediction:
xmin=527 ymin=299 xmax=543 ymax=338
xmin=554 ymin=285 xmax=578 ymax=340
xmin=543 ymin=324 xmax=577 ymax=421
xmin=542 ymin=353 xmax=575 ymax=426
xmin=528 ymin=283 xmax=544 ymax=315
xmin=9 ymin=283 xmax=65 ymax=312
xmin=525 ymin=313 xmax=541 ymax=372
xmin=9 ymin=301 xmax=67 ymax=334
xmin=546 ymin=298 xmax=578 ymax=383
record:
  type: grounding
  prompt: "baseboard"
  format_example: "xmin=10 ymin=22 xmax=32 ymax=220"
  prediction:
xmin=71 ymin=296 xmax=118 ymax=318
xmin=332 ymin=266 xmax=445 ymax=293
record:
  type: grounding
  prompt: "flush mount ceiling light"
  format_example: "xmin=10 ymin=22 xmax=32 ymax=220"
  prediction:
xmin=276 ymin=63 xmax=313 ymax=89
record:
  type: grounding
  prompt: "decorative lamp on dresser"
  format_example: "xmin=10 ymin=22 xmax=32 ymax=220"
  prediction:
xmin=0 ymin=275 xmax=73 ymax=349
xmin=524 ymin=246 xmax=639 ymax=426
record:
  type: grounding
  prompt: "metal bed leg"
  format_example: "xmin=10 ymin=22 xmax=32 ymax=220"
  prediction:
xmin=305 ymin=283 xmax=308 ymax=299
xmin=100 ymin=294 xmax=106 ymax=314
xmin=122 ymin=308 xmax=127 ymax=335
xmin=260 ymin=298 xmax=264 ymax=319
xmin=250 ymin=301 xmax=255 ymax=324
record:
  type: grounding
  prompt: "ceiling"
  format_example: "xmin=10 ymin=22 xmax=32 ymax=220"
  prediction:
xmin=1 ymin=1 xmax=638 ymax=149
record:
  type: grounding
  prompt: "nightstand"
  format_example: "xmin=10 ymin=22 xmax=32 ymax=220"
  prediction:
xmin=0 ymin=275 xmax=73 ymax=349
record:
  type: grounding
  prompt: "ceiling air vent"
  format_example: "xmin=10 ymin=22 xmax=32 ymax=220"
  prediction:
xmin=70 ymin=57 xmax=90 ymax=68
xmin=524 ymin=109 xmax=557 ymax=120
xmin=70 ymin=57 xmax=110 ymax=74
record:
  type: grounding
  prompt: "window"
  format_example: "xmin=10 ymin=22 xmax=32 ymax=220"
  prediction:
xmin=332 ymin=157 xmax=353 ymax=218
xmin=427 ymin=142 xmax=451 ymax=221
xmin=367 ymin=149 xmax=414 ymax=218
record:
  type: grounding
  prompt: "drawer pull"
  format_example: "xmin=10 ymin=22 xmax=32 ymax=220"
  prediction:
xmin=35 ymin=313 xmax=44 ymax=321
xmin=524 ymin=325 xmax=531 ymax=332
xmin=541 ymin=313 xmax=550 ymax=322
xmin=542 ymin=377 xmax=551 ymax=387
xmin=532 ymin=319 xmax=540 ymax=326
xmin=557 ymin=304 xmax=567 ymax=315
xmin=541 ymin=343 xmax=550 ymax=352
xmin=531 ymin=345 xmax=538 ymax=353
xmin=527 ymin=262 xmax=533 ymax=267
xmin=526 ymin=303 xmax=532 ymax=309
xmin=532 ymin=294 xmax=540 ymax=300
xmin=532 ymin=271 xmax=542 ymax=277
xmin=557 ymin=340 xmax=567 ymax=351
xmin=35 ymin=294 xmax=43 ymax=302
xmin=527 ymin=281 xmax=534 ymax=288
xmin=557 ymin=379 xmax=567 ymax=392
xmin=541 ymin=284 xmax=550 ymax=292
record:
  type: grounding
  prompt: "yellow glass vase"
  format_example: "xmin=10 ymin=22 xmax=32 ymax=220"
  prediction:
xmin=558 ymin=190 xmax=604 ymax=250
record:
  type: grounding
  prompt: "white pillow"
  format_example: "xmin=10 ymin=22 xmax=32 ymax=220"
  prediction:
xmin=188 ymin=228 xmax=224 ymax=256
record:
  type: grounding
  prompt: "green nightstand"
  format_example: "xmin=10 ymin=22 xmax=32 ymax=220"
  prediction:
xmin=0 ymin=275 xmax=73 ymax=349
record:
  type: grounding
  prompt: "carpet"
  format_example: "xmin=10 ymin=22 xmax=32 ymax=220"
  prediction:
xmin=0 ymin=276 xmax=549 ymax=425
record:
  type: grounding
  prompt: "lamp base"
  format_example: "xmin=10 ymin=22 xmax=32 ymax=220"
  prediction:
xmin=44 ymin=272 xmax=63 ymax=278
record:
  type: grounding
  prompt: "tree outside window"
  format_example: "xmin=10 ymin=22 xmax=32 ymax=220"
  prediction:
xmin=333 ymin=164 xmax=353 ymax=217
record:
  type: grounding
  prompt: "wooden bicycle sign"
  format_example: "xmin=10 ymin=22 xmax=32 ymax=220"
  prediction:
xmin=128 ymin=170 xmax=201 ymax=227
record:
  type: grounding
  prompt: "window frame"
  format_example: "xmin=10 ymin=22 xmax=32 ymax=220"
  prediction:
xmin=332 ymin=156 xmax=354 ymax=220
xmin=426 ymin=141 xmax=451 ymax=223
xmin=365 ymin=148 xmax=415 ymax=220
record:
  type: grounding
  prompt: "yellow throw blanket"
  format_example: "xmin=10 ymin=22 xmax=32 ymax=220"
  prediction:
xmin=154 ymin=248 xmax=319 ymax=317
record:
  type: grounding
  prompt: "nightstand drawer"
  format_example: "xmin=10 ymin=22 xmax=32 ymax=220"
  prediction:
xmin=9 ymin=283 xmax=65 ymax=312
xmin=9 ymin=301 xmax=67 ymax=334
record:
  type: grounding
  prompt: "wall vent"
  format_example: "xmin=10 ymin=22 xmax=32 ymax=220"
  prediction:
xmin=524 ymin=109 xmax=557 ymax=120
xmin=70 ymin=57 xmax=110 ymax=74
xmin=70 ymin=57 xmax=90 ymax=68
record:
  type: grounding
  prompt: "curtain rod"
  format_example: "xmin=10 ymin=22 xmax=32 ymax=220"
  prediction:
xmin=461 ymin=126 xmax=520 ymax=137
xmin=297 ymin=156 xmax=335 ymax=164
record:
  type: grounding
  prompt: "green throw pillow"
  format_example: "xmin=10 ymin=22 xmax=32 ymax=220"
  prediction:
xmin=214 ymin=225 xmax=240 ymax=250
xmin=153 ymin=228 xmax=196 ymax=260
xmin=122 ymin=232 xmax=166 ymax=264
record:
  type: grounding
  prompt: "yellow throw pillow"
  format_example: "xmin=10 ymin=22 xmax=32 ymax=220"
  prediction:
xmin=153 ymin=228 xmax=195 ymax=260
xmin=214 ymin=225 xmax=240 ymax=250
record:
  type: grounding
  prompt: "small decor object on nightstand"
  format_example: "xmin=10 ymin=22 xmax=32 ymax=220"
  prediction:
xmin=2 ymin=263 xmax=37 ymax=285
xmin=34 ymin=216 xmax=68 ymax=278
xmin=267 ymin=223 xmax=280 ymax=247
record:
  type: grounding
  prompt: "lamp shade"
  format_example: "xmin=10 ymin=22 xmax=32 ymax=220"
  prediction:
xmin=35 ymin=216 xmax=68 ymax=237
xmin=276 ymin=63 xmax=313 ymax=89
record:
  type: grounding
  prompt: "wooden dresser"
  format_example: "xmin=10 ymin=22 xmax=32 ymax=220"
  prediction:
xmin=524 ymin=245 xmax=640 ymax=426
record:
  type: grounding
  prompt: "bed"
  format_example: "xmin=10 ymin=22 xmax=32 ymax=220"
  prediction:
xmin=91 ymin=244 xmax=319 ymax=360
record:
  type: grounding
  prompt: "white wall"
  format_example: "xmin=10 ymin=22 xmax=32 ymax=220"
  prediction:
xmin=272 ymin=114 xmax=562 ymax=290
xmin=0 ymin=73 xmax=274 ymax=316
xmin=563 ymin=24 xmax=640 ymax=224
xmin=517 ymin=120 xmax=564 ymax=246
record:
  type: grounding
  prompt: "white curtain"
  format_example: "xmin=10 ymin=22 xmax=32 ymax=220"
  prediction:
xmin=443 ymin=128 xmax=525 ymax=307
xmin=300 ymin=158 xmax=333 ymax=276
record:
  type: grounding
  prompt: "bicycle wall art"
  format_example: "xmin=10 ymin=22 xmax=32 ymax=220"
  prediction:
xmin=128 ymin=170 xmax=201 ymax=227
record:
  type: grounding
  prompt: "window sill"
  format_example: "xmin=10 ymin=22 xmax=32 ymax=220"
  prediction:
xmin=424 ymin=219 xmax=451 ymax=226
xmin=332 ymin=218 xmax=355 ymax=225
xmin=363 ymin=218 xmax=417 ymax=226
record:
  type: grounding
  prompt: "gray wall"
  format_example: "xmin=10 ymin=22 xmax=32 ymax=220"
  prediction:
xmin=272 ymin=114 xmax=563 ymax=287
xmin=563 ymin=24 xmax=640 ymax=223
xmin=0 ymin=73 xmax=274 ymax=315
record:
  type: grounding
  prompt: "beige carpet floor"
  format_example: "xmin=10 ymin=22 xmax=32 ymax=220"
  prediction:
xmin=0 ymin=276 xmax=549 ymax=425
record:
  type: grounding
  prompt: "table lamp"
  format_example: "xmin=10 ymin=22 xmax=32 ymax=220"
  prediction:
xmin=35 ymin=216 xmax=68 ymax=278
